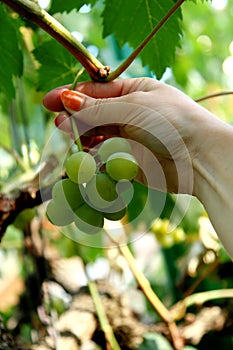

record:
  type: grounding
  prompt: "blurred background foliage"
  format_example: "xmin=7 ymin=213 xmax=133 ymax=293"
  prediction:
xmin=0 ymin=0 xmax=233 ymax=349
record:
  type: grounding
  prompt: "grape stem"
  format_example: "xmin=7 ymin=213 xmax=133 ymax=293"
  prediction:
xmin=71 ymin=67 xmax=85 ymax=90
xmin=71 ymin=117 xmax=83 ymax=152
xmin=104 ymin=229 xmax=184 ymax=350
xmin=69 ymin=68 xmax=86 ymax=152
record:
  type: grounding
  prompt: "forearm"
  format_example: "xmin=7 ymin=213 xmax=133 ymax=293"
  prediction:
xmin=193 ymin=115 xmax=233 ymax=259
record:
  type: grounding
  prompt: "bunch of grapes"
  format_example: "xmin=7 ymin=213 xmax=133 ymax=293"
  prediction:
xmin=46 ymin=137 xmax=139 ymax=234
xmin=150 ymin=218 xmax=186 ymax=248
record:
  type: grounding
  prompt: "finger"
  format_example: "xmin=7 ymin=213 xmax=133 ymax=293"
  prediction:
xmin=43 ymin=80 xmax=133 ymax=113
xmin=43 ymin=86 xmax=70 ymax=111
xmin=55 ymin=110 xmax=120 ymax=136
xmin=54 ymin=111 xmax=72 ymax=132
xmin=60 ymin=87 xmax=143 ymax=115
xmin=54 ymin=111 xmax=93 ymax=135
xmin=75 ymin=78 xmax=152 ymax=98
xmin=43 ymin=77 xmax=156 ymax=112
xmin=42 ymin=79 xmax=134 ymax=112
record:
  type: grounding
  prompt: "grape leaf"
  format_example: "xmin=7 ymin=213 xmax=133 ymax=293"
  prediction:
xmin=49 ymin=0 xmax=98 ymax=14
xmin=102 ymin=0 xmax=182 ymax=79
xmin=33 ymin=40 xmax=89 ymax=92
xmin=0 ymin=5 xmax=23 ymax=100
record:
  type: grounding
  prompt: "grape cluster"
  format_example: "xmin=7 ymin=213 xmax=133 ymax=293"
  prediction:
xmin=46 ymin=137 xmax=139 ymax=234
xmin=150 ymin=218 xmax=186 ymax=248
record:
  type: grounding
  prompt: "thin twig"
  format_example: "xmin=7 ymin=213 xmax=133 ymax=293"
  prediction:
xmin=195 ymin=90 xmax=233 ymax=102
xmin=71 ymin=117 xmax=83 ymax=152
xmin=69 ymin=68 xmax=85 ymax=152
xmin=184 ymin=258 xmax=220 ymax=297
xmin=88 ymin=280 xmax=121 ymax=350
xmin=104 ymin=229 xmax=184 ymax=350
xmin=184 ymin=288 xmax=233 ymax=308
xmin=171 ymin=288 xmax=233 ymax=321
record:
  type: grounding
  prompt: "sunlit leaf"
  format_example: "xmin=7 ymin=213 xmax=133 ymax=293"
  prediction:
xmin=33 ymin=40 xmax=87 ymax=92
xmin=102 ymin=0 xmax=182 ymax=79
xmin=0 ymin=5 xmax=23 ymax=100
xmin=49 ymin=0 xmax=98 ymax=14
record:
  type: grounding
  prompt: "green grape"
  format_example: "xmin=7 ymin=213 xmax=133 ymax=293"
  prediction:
xmin=116 ymin=180 xmax=132 ymax=194
xmin=103 ymin=195 xmax=126 ymax=221
xmin=116 ymin=180 xmax=134 ymax=206
xmin=85 ymin=172 xmax=118 ymax=209
xmin=52 ymin=178 xmax=84 ymax=210
xmin=98 ymin=137 xmax=132 ymax=163
xmin=46 ymin=200 xmax=74 ymax=226
xmin=159 ymin=234 xmax=174 ymax=249
xmin=172 ymin=228 xmax=186 ymax=243
xmin=74 ymin=203 xmax=104 ymax=234
xmin=104 ymin=207 xmax=126 ymax=221
xmin=106 ymin=152 xmax=139 ymax=181
xmin=65 ymin=151 xmax=96 ymax=184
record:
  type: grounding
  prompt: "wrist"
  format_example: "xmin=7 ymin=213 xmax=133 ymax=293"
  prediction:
xmin=192 ymin=113 xmax=233 ymax=259
xmin=193 ymin=113 xmax=233 ymax=200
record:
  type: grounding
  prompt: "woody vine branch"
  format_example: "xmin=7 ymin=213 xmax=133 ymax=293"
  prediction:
xmin=1 ymin=0 xmax=185 ymax=81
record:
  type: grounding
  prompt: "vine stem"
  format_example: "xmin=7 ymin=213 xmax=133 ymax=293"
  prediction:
xmin=182 ymin=288 xmax=233 ymax=308
xmin=4 ymin=0 xmax=186 ymax=81
xmin=88 ymin=280 xmax=121 ymax=350
xmin=195 ymin=90 xmax=233 ymax=102
xmin=69 ymin=67 xmax=86 ymax=152
xmin=171 ymin=288 xmax=233 ymax=321
xmin=2 ymin=0 xmax=108 ymax=80
xmin=104 ymin=229 xmax=184 ymax=350
xmin=71 ymin=117 xmax=83 ymax=152
xmin=184 ymin=258 xmax=220 ymax=297
xmin=71 ymin=67 xmax=85 ymax=90
xmin=107 ymin=0 xmax=186 ymax=81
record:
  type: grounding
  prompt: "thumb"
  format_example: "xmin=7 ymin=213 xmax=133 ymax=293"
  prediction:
xmin=60 ymin=89 xmax=96 ymax=114
xmin=60 ymin=88 xmax=134 ymax=114
xmin=60 ymin=89 xmax=141 ymax=128
xmin=54 ymin=89 xmax=131 ymax=136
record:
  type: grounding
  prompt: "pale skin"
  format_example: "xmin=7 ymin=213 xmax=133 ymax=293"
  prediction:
xmin=43 ymin=77 xmax=233 ymax=259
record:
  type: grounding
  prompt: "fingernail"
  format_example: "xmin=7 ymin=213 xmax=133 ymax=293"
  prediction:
xmin=61 ymin=90 xmax=83 ymax=111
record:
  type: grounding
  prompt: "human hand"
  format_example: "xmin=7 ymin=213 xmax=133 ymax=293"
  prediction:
xmin=43 ymin=77 xmax=216 ymax=194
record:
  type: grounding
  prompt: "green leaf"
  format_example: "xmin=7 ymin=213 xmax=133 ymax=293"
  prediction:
xmin=49 ymin=0 xmax=98 ymax=14
xmin=102 ymin=0 xmax=182 ymax=79
xmin=33 ymin=40 xmax=86 ymax=92
xmin=0 ymin=5 xmax=23 ymax=100
xmin=138 ymin=333 xmax=173 ymax=350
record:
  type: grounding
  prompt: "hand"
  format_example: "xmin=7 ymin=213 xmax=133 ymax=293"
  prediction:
xmin=43 ymin=77 xmax=233 ymax=259
xmin=43 ymin=77 xmax=209 ymax=194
